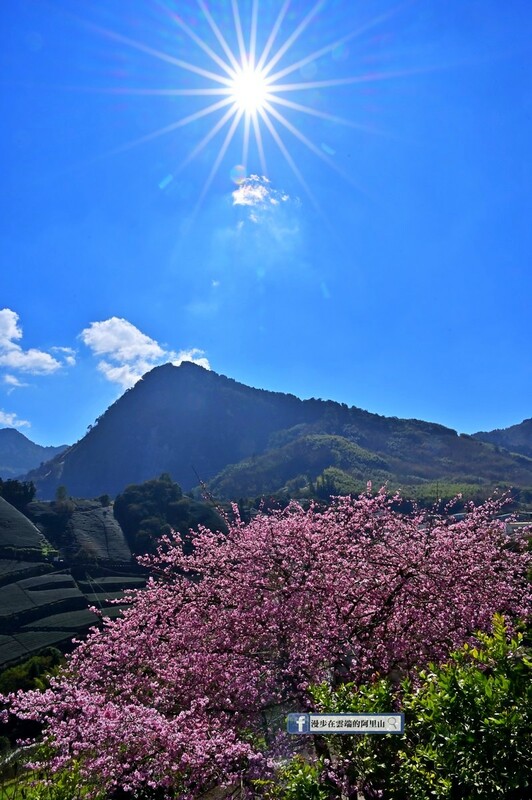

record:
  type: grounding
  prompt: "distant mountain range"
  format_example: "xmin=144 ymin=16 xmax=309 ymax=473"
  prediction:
xmin=0 ymin=428 xmax=67 ymax=480
xmin=13 ymin=362 xmax=532 ymax=500
xmin=473 ymin=419 xmax=532 ymax=460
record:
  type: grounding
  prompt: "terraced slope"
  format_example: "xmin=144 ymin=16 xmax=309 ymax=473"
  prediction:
xmin=0 ymin=496 xmax=49 ymax=558
xmin=0 ymin=572 xmax=99 ymax=664
xmin=0 ymin=498 xmax=143 ymax=669
xmin=0 ymin=498 xmax=86 ymax=664
xmin=67 ymin=502 xmax=132 ymax=562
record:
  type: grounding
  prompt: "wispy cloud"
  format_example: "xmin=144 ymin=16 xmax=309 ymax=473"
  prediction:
xmin=230 ymin=176 xmax=301 ymax=266
xmin=3 ymin=374 xmax=29 ymax=394
xmin=232 ymin=175 xmax=291 ymax=220
xmin=0 ymin=409 xmax=30 ymax=428
xmin=51 ymin=346 xmax=77 ymax=367
xmin=96 ymin=361 xmax=151 ymax=389
xmin=173 ymin=348 xmax=210 ymax=370
xmin=0 ymin=308 xmax=73 ymax=375
xmin=80 ymin=317 xmax=210 ymax=389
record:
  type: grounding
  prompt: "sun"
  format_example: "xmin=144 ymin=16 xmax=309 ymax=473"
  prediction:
xmin=95 ymin=0 xmax=406 ymax=210
xmin=230 ymin=64 xmax=270 ymax=115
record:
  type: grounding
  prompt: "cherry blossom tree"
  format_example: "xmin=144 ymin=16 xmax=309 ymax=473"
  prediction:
xmin=4 ymin=491 xmax=531 ymax=798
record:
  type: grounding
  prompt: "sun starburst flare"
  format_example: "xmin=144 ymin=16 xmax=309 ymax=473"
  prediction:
xmin=85 ymin=0 xmax=413 ymax=210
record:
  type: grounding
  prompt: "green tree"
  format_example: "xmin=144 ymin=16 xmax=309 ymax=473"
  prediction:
xmin=55 ymin=485 xmax=68 ymax=502
xmin=0 ymin=478 xmax=36 ymax=511
xmin=113 ymin=473 xmax=226 ymax=554
xmin=279 ymin=616 xmax=532 ymax=800
xmin=398 ymin=615 xmax=532 ymax=799
xmin=0 ymin=648 xmax=63 ymax=694
xmin=113 ymin=474 xmax=183 ymax=553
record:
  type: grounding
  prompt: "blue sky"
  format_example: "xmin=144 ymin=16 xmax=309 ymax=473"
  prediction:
xmin=1 ymin=0 xmax=531 ymax=446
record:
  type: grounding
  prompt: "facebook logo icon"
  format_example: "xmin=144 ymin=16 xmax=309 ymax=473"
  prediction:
xmin=287 ymin=713 xmax=310 ymax=733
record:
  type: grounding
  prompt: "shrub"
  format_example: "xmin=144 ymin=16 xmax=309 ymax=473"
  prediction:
xmin=283 ymin=615 xmax=532 ymax=799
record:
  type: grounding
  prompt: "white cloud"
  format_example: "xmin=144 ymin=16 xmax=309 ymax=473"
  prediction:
xmin=96 ymin=360 xmax=152 ymax=390
xmin=51 ymin=346 xmax=77 ymax=367
xmin=0 ymin=347 xmax=62 ymax=374
xmin=4 ymin=375 xmax=25 ymax=387
xmin=3 ymin=375 xmax=29 ymax=394
xmin=172 ymin=349 xmax=211 ymax=370
xmin=0 ymin=409 xmax=30 ymax=428
xmin=232 ymin=177 xmax=271 ymax=207
xmin=0 ymin=308 xmax=73 ymax=376
xmin=0 ymin=309 xmax=23 ymax=345
xmin=81 ymin=317 xmax=209 ymax=389
xmin=232 ymin=175 xmax=291 ymax=220
xmin=80 ymin=317 xmax=165 ymax=364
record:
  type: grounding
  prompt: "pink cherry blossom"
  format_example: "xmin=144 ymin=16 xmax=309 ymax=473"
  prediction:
xmin=3 ymin=492 xmax=530 ymax=798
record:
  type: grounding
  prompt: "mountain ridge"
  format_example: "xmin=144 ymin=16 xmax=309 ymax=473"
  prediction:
xmin=0 ymin=428 xmax=68 ymax=480
xmin=21 ymin=362 xmax=532 ymax=500
xmin=473 ymin=418 xmax=532 ymax=460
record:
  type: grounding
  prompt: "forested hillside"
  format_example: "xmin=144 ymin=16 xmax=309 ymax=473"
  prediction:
xmin=22 ymin=363 xmax=532 ymax=501
xmin=474 ymin=417 xmax=532 ymax=459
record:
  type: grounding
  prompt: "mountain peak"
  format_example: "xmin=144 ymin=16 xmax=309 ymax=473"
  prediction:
xmin=20 ymin=368 xmax=532 ymax=501
xmin=145 ymin=361 xmax=210 ymax=378
xmin=0 ymin=427 xmax=31 ymax=442
xmin=0 ymin=429 xmax=68 ymax=480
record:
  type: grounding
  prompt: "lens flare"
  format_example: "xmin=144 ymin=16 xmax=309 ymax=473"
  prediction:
xmin=230 ymin=164 xmax=247 ymax=184
xmin=90 ymin=0 xmax=409 ymax=212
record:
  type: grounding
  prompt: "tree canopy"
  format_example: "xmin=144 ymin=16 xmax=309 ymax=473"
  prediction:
xmin=113 ymin=473 xmax=225 ymax=554
xmin=3 ymin=492 xmax=531 ymax=799
xmin=0 ymin=478 xmax=36 ymax=511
